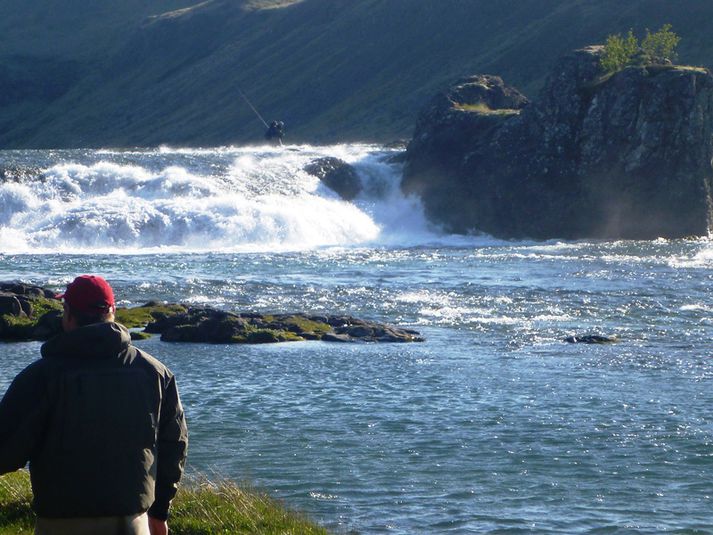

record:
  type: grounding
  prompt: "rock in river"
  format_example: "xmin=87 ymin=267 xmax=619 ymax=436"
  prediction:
xmin=304 ymin=157 xmax=362 ymax=200
xmin=403 ymin=46 xmax=713 ymax=239
xmin=0 ymin=283 xmax=424 ymax=344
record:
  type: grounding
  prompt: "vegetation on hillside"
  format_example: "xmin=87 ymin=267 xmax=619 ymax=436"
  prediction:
xmin=0 ymin=471 xmax=328 ymax=535
xmin=601 ymin=24 xmax=681 ymax=73
xmin=1 ymin=2 xmax=713 ymax=147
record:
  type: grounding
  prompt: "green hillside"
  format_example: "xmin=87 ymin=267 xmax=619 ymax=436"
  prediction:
xmin=2 ymin=0 xmax=713 ymax=148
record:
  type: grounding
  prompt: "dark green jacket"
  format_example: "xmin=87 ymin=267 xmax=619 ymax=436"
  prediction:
xmin=0 ymin=322 xmax=188 ymax=520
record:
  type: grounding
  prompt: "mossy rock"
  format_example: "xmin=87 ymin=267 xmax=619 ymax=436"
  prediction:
xmin=243 ymin=329 xmax=304 ymax=344
xmin=0 ymin=314 xmax=36 ymax=340
xmin=0 ymin=296 xmax=64 ymax=341
xmin=0 ymin=290 xmax=424 ymax=345
xmin=264 ymin=315 xmax=331 ymax=336
xmin=245 ymin=330 xmax=281 ymax=344
xmin=115 ymin=303 xmax=188 ymax=329
xmin=129 ymin=331 xmax=152 ymax=341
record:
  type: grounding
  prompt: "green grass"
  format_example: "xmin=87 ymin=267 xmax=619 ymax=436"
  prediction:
xmin=0 ymin=472 xmax=33 ymax=535
xmin=0 ymin=471 xmax=328 ymax=535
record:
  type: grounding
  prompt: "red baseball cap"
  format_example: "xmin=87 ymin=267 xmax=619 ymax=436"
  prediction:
xmin=57 ymin=275 xmax=115 ymax=315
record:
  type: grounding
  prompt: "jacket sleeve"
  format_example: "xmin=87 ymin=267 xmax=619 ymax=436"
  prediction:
xmin=0 ymin=364 xmax=48 ymax=475
xmin=147 ymin=373 xmax=188 ymax=520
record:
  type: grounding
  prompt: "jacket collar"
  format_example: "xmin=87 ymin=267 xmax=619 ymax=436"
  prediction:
xmin=41 ymin=322 xmax=131 ymax=360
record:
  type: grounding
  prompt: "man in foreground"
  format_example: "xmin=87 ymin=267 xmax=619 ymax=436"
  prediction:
xmin=0 ymin=275 xmax=188 ymax=535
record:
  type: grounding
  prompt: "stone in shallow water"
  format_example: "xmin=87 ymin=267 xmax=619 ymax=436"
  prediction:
xmin=564 ymin=334 xmax=619 ymax=344
xmin=149 ymin=308 xmax=424 ymax=344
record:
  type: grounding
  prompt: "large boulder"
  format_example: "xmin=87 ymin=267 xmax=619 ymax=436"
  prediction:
xmin=0 ymin=293 xmax=23 ymax=317
xmin=304 ymin=157 xmax=362 ymax=200
xmin=403 ymin=47 xmax=713 ymax=239
xmin=0 ymin=283 xmax=64 ymax=340
xmin=0 ymin=282 xmax=52 ymax=298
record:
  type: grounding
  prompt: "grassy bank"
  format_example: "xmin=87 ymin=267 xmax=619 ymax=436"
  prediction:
xmin=0 ymin=471 xmax=328 ymax=534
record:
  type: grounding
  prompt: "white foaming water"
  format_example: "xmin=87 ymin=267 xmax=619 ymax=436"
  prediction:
xmin=0 ymin=144 xmax=483 ymax=254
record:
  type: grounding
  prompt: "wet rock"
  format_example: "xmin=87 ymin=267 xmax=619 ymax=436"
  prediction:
xmin=158 ymin=309 xmax=251 ymax=343
xmin=321 ymin=333 xmax=352 ymax=343
xmin=304 ymin=157 xmax=362 ymax=200
xmin=0 ymin=282 xmax=64 ymax=341
xmin=0 ymin=293 xmax=23 ymax=317
xmin=32 ymin=310 xmax=64 ymax=340
xmin=147 ymin=308 xmax=423 ymax=344
xmin=341 ymin=324 xmax=373 ymax=338
xmin=245 ymin=330 xmax=280 ymax=344
xmin=0 ymin=282 xmax=424 ymax=344
xmin=16 ymin=296 xmax=33 ymax=317
xmin=564 ymin=334 xmax=619 ymax=344
xmin=0 ymin=282 xmax=49 ymax=298
xmin=330 ymin=315 xmax=425 ymax=343
xmin=130 ymin=331 xmax=152 ymax=341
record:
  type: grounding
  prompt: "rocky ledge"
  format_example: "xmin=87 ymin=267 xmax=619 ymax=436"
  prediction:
xmin=0 ymin=283 xmax=423 ymax=344
xmin=402 ymin=47 xmax=713 ymax=239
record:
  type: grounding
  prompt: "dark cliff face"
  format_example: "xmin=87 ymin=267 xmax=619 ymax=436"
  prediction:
xmin=403 ymin=47 xmax=713 ymax=240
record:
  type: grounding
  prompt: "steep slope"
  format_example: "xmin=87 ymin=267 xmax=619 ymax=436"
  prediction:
xmin=2 ymin=0 xmax=713 ymax=148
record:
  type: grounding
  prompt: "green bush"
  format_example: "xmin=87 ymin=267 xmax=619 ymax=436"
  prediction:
xmin=641 ymin=23 xmax=680 ymax=63
xmin=601 ymin=24 xmax=680 ymax=73
xmin=600 ymin=30 xmax=639 ymax=73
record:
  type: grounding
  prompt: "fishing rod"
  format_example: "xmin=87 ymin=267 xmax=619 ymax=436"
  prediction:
xmin=237 ymin=87 xmax=269 ymax=129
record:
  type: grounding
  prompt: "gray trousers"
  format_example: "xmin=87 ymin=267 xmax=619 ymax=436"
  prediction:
xmin=35 ymin=512 xmax=150 ymax=535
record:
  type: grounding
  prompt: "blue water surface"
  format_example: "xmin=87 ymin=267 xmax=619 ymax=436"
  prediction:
xmin=1 ymin=144 xmax=712 ymax=533
xmin=1 ymin=242 xmax=713 ymax=534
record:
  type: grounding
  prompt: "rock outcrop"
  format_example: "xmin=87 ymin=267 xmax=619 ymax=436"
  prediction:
xmin=402 ymin=47 xmax=713 ymax=239
xmin=0 ymin=283 xmax=423 ymax=344
xmin=304 ymin=157 xmax=362 ymax=200
xmin=0 ymin=283 xmax=62 ymax=341
xmin=144 ymin=308 xmax=423 ymax=343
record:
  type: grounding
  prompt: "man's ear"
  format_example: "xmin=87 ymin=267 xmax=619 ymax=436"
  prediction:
xmin=62 ymin=303 xmax=77 ymax=332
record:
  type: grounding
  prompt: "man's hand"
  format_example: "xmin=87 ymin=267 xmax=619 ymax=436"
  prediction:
xmin=148 ymin=515 xmax=168 ymax=535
